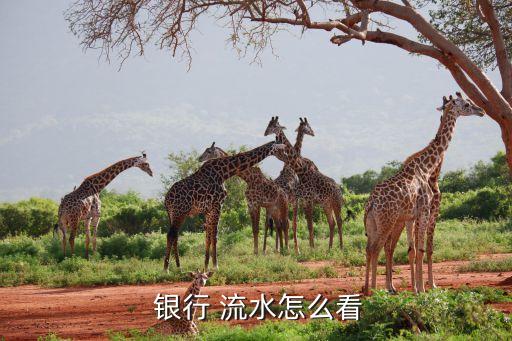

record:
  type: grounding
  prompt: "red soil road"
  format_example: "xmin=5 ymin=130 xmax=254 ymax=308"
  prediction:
xmin=1 ymin=254 xmax=512 ymax=341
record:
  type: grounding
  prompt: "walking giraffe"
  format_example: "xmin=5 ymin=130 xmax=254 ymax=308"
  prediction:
xmin=198 ymin=143 xmax=289 ymax=254
xmin=56 ymin=153 xmax=153 ymax=258
xmin=265 ymin=117 xmax=344 ymax=251
xmin=151 ymin=270 xmax=213 ymax=335
xmin=363 ymin=93 xmax=484 ymax=295
xmin=164 ymin=140 xmax=286 ymax=271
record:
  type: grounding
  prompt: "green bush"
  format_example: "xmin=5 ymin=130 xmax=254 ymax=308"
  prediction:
xmin=440 ymin=186 xmax=512 ymax=220
xmin=0 ymin=198 xmax=57 ymax=238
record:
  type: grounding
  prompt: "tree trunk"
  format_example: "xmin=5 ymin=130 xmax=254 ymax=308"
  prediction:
xmin=500 ymin=117 xmax=512 ymax=177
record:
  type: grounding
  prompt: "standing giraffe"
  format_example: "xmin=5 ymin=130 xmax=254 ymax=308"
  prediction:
xmin=56 ymin=153 xmax=153 ymax=258
xmin=151 ymin=270 xmax=213 ymax=335
xmin=265 ymin=117 xmax=344 ymax=251
xmin=164 ymin=140 xmax=285 ymax=271
xmin=364 ymin=93 xmax=484 ymax=295
xmin=198 ymin=143 xmax=289 ymax=254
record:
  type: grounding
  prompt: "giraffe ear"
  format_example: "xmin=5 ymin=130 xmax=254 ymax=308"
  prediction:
xmin=206 ymin=271 xmax=214 ymax=277
xmin=299 ymin=117 xmax=304 ymax=123
xmin=141 ymin=151 xmax=147 ymax=158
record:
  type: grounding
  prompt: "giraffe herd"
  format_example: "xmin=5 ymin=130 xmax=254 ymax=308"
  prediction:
xmin=55 ymin=93 xmax=485 ymax=304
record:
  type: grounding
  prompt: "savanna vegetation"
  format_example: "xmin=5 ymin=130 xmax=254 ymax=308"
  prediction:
xmin=0 ymin=151 xmax=511 ymax=288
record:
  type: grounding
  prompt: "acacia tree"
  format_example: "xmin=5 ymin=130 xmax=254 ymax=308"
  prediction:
xmin=66 ymin=0 xmax=512 ymax=173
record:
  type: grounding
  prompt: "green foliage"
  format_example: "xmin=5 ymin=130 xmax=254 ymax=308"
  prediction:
xmin=0 ymin=198 xmax=57 ymax=238
xmin=439 ymin=151 xmax=510 ymax=193
xmin=418 ymin=0 xmax=512 ymax=70
xmin=110 ymin=290 xmax=512 ymax=340
xmin=440 ymin=186 xmax=512 ymax=220
xmin=344 ymin=289 xmax=511 ymax=339
xmin=459 ymin=257 xmax=512 ymax=273
xmin=342 ymin=161 xmax=402 ymax=194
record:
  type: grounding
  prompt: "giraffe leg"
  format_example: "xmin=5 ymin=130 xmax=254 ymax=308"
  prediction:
xmin=263 ymin=216 xmax=269 ymax=255
xmin=384 ymin=222 xmax=403 ymax=294
xmin=427 ymin=191 xmax=440 ymax=289
xmin=292 ymin=201 xmax=299 ymax=254
xmin=364 ymin=210 xmax=378 ymax=296
xmin=91 ymin=215 xmax=100 ymax=253
xmin=323 ymin=206 xmax=335 ymax=250
xmin=60 ymin=222 xmax=67 ymax=257
xmin=304 ymin=202 xmax=314 ymax=248
xmin=248 ymin=205 xmax=260 ymax=255
xmin=277 ymin=219 xmax=284 ymax=254
xmin=68 ymin=227 xmax=77 ymax=256
xmin=405 ymin=220 xmax=417 ymax=293
xmin=205 ymin=208 xmax=221 ymax=270
xmin=333 ymin=201 xmax=343 ymax=249
xmin=415 ymin=210 xmax=430 ymax=293
xmin=84 ymin=217 xmax=92 ymax=260
xmin=164 ymin=215 xmax=183 ymax=271
xmin=283 ymin=213 xmax=290 ymax=252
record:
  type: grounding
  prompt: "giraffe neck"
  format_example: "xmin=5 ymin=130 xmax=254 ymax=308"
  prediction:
xmin=209 ymin=142 xmax=277 ymax=180
xmin=181 ymin=280 xmax=203 ymax=321
xmin=237 ymin=166 xmax=264 ymax=184
xmin=77 ymin=157 xmax=140 ymax=196
xmin=294 ymin=129 xmax=305 ymax=155
xmin=408 ymin=112 xmax=457 ymax=175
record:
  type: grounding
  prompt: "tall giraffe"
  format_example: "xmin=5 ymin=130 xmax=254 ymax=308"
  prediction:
xmin=164 ymin=140 xmax=285 ymax=271
xmin=56 ymin=153 xmax=153 ymax=258
xmin=364 ymin=93 xmax=484 ymax=295
xmin=151 ymin=270 xmax=213 ymax=335
xmin=265 ymin=117 xmax=344 ymax=251
xmin=198 ymin=143 xmax=289 ymax=254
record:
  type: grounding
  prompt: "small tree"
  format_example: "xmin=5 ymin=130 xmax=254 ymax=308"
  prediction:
xmin=66 ymin=0 xmax=512 ymax=174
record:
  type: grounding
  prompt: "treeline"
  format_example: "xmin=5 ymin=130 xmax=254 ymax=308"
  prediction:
xmin=342 ymin=151 xmax=511 ymax=221
xmin=0 ymin=151 xmax=509 ymax=238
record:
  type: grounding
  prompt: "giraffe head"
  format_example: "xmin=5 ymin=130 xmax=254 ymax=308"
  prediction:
xmin=134 ymin=152 xmax=153 ymax=177
xmin=198 ymin=142 xmax=229 ymax=162
xmin=437 ymin=92 xmax=484 ymax=117
xmin=188 ymin=269 xmax=214 ymax=287
xmin=296 ymin=117 xmax=314 ymax=136
xmin=264 ymin=116 xmax=286 ymax=136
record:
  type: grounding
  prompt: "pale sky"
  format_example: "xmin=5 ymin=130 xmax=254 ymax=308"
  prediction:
xmin=0 ymin=1 xmax=504 ymax=202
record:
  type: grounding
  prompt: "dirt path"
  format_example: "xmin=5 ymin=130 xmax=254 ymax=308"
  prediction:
xmin=1 ymin=254 xmax=512 ymax=340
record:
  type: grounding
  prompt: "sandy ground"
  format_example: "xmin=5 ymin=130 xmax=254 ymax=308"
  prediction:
xmin=1 ymin=254 xmax=512 ymax=340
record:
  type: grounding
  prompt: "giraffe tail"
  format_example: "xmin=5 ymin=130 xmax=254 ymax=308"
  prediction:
xmin=53 ymin=223 xmax=59 ymax=238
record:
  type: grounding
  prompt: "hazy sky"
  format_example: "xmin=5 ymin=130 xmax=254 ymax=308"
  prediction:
xmin=0 ymin=1 xmax=504 ymax=202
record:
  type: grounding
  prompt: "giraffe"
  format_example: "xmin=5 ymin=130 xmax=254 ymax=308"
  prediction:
xmin=151 ymin=270 xmax=213 ymax=335
xmin=265 ymin=117 xmax=344 ymax=251
xmin=164 ymin=140 xmax=286 ymax=271
xmin=56 ymin=153 xmax=153 ymax=258
xmin=198 ymin=143 xmax=289 ymax=254
xmin=363 ymin=93 xmax=484 ymax=295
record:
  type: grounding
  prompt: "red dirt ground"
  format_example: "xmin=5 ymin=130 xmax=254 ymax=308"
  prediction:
xmin=1 ymin=254 xmax=511 ymax=340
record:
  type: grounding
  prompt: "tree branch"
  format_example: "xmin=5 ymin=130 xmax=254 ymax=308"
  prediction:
xmin=476 ymin=0 xmax=512 ymax=100
xmin=350 ymin=0 xmax=511 ymax=116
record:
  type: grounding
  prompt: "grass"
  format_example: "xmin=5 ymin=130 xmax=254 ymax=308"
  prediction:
xmin=104 ymin=289 xmax=512 ymax=340
xmin=0 ymin=218 xmax=511 ymax=287
xmin=459 ymin=257 xmax=512 ymax=273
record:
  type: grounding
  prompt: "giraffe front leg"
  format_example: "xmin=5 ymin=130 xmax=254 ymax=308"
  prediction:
xmin=91 ymin=215 xmax=100 ymax=253
xmin=205 ymin=208 xmax=220 ymax=270
xmin=248 ymin=205 xmax=260 ymax=255
xmin=415 ymin=212 xmax=429 ymax=293
xmin=84 ymin=218 xmax=91 ymax=260
xmin=323 ymin=206 xmax=335 ymax=251
xmin=69 ymin=227 xmax=77 ymax=256
xmin=304 ymin=203 xmax=314 ymax=248
xmin=292 ymin=201 xmax=299 ymax=254
xmin=427 ymin=192 xmax=440 ymax=290
xmin=60 ymin=223 xmax=67 ymax=257
xmin=405 ymin=220 xmax=417 ymax=293
xmin=384 ymin=223 xmax=402 ymax=294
